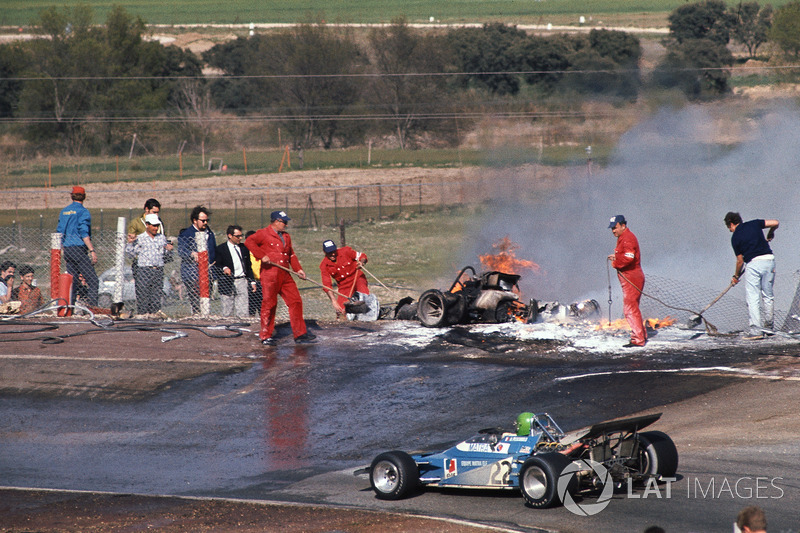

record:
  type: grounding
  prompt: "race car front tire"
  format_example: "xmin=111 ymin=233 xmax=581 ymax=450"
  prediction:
xmin=519 ymin=452 xmax=574 ymax=508
xmin=369 ymin=450 xmax=419 ymax=500
xmin=636 ymin=431 xmax=679 ymax=480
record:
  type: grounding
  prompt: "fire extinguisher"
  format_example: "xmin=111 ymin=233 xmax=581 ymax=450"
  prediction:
xmin=57 ymin=272 xmax=73 ymax=317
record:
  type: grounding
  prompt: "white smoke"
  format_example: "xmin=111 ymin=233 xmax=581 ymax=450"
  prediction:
xmin=463 ymin=104 xmax=800 ymax=312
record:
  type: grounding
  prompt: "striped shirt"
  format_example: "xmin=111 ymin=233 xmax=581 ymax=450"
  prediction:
xmin=126 ymin=233 xmax=171 ymax=267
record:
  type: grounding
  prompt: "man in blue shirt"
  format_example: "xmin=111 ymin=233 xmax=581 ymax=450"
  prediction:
xmin=725 ymin=211 xmax=779 ymax=339
xmin=56 ymin=186 xmax=99 ymax=306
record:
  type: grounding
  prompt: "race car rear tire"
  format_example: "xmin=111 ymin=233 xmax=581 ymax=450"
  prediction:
xmin=418 ymin=290 xmax=449 ymax=327
xmin=636 ymin=431 xmax=679 ymax=479
xmin=519 ymin=452 xmax=574 ymax=508
xmin=370 ymin=450 xmax=419 ymax=500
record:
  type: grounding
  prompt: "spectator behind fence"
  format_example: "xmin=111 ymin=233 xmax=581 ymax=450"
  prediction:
xmin=0 ymin=261 xmax=16 ymax=304
xmin=215 ymin=225 xmax=257 ymax=318
xmin=126 ymin=214 xmax=173 ymax=315
xmin=177 ymin=205 xmax=216 ymax=314
xmin=56 ymin=186 xmax=99 ymax=306
xmin=128 ymin=198 xmax=162 ymax=283
xmin=11 ymin=265 xmax=45 ymax=314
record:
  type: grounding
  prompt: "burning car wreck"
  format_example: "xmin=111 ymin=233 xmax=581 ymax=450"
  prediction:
xmin=393 ymin=265 xmax=599 ymax=327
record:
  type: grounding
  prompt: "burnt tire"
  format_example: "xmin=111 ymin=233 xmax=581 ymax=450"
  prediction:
xmin=519 ymin=452 xmax=575 ymax=508
xmin=636 ymin=431 xmax=678 ymax=479
xmin=369 ymin=451 xmax=419 ymax=500
xmin=494 ymin=301 xmax=513 ymax=323
xmin=418 ymin=289 xmax=449 ymax=327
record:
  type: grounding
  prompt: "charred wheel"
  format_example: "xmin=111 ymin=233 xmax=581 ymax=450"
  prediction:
xmin=418 ymin=290 xmax=466 ymax=327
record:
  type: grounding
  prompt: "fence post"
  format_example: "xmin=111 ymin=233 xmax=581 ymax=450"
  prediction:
xmin=260 ymin=196 xmax=264 ymax=228
xmin=113 ymin=217 xmax=126 ymax=305
xmin=356 ymin=188 xmax=360 ymax=222
xmin=196 ymin=232 xmax=210 ymax=316
xmin=334 ymin=190 xmax=338 ymax=226
xmin=418 ymin=180 xmax=422 ymax=213
xmin=378 ymin=184 xmax=382 ymax=219
xmin=398 ymin=184 xmax=402 ymax=214
xmin=234 ymin=199 xmax=238 ymax=224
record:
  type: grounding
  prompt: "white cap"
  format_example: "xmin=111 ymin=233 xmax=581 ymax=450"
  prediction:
xmin=144 ymin=213 xmax=162 ymax=226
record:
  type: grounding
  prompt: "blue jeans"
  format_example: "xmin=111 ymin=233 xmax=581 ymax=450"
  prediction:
xmin=744 ymin=255 xmax=775 ymax=335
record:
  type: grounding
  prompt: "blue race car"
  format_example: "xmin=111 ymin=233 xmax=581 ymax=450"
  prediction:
xmin=359 ymin=412 xmax=678 ymax=508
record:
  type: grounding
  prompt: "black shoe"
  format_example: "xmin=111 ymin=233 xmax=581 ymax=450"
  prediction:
xmin=294 ymin=333 xmax=317 ymax=344
xmin=261 ymin=337 xmax=278 ymax=346
xmin=622 ymin=342 xmax=645 ymax=348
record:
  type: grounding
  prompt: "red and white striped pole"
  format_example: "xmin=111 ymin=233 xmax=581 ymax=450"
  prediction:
xmin=196 ymin=232 xmax=210 ymax=316
xmin=50 ymin=232 xmax=62 ymax=301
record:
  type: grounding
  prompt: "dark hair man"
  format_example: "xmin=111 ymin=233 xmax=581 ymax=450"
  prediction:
xmin=245 ymin=211 xmax=315 ymax=345
xmin=607 ymin=215 xmax=646 ymax=347
xmin=11 ymin=265 xmax=44 ymax=314
xmin=177 ymin=205 xmax=216 ymax=314
xmin=215 ymin=224 xmax=257 ymax=318
xmin=725 ymin=211 xmax=779 ymax=339
xmin=0 ymin=260 xmax=16 ymax=304
xmin=736 ymin=505 xmax=767 ymax=533
xmin=56 ymin=186 xmax=99 ymax=306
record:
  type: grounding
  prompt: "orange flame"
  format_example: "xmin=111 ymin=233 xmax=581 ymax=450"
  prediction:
xmin=595 ymin=316 xmax=676 ymax=331
xmin=479 ymin=236 xmax=540 ymax=274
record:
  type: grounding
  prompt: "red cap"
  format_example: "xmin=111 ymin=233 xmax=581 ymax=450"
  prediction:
xmin=72 ymin=186 xmax=85 ymax=195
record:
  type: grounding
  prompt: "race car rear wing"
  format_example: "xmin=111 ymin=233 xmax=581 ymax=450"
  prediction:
xmin=580 ymin=413 xmax=662 ymax=440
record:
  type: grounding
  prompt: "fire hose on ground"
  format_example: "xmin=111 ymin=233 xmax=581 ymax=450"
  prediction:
xmin=612 ymin=264 xmax=734 ymax=335
xmin=263 ymin=261 xmax=368 ymax=314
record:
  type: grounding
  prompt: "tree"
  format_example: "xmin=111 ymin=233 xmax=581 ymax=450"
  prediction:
xmin=367 ymin=17 xmax=454 ymax=149
xmin=770 ymin=1 xmax=800 ymax=58
xmin=512 ymin=34 xmax=574 ymax=91
xmin=668 ymin=0 xmax=736 ymax=45
xmin=272 ymin=22 xmax=365 ymax=149
xmin=16 ymin=5 xmax=202 ymax=154
xmin=653 ymin=38 xmax=734 ymax=99
xmin=730 ymin=2 xmax=773 ymax=58
xmin=446 ymin=23 xmax=528 ymax=95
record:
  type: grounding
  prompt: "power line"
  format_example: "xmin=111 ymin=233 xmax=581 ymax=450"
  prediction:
xmin=3 ymin=64 xmax=798 ymax=82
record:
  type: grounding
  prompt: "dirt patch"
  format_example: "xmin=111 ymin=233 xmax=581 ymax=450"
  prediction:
xmin=0 ymin=489 xmax=503 ymax=533
xmin=10 ymin=164 xmax=570 ymax=211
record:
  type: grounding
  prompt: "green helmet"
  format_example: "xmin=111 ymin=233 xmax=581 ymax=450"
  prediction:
xmin=515 ymin=412 xmax=536 ymax=436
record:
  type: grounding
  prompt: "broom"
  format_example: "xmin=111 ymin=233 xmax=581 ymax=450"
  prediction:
xmin=264 ymin=261 xmax=368 ymax=314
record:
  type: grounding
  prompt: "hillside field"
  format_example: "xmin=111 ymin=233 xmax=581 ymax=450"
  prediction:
xmin=2 ymin=0 xmax=796 ymax=28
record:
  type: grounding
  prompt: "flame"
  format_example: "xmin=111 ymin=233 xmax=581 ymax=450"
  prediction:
xmin=595 ymin=316 xmax=676 ymax=331
xmin=479 ymin=236 xmax=540 ymax=274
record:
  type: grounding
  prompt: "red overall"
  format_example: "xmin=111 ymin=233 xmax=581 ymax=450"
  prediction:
xmin=612 ymin=228 xmax=647 ymax=346
xmin=319 ymin=246 xmax=369 ymax=306
xmin=245 ymin=226 xmax=307 ymax=340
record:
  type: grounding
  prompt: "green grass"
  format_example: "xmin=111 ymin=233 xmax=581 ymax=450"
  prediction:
xmin=3 ymin=0 xmax=796 ymax=27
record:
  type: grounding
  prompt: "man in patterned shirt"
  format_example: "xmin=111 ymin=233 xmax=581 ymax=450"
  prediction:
xmin=126 ymin=214 xmax=173 ymax=315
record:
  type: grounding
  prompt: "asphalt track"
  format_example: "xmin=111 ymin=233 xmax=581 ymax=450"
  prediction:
xmin=1 ymin=317 xmax=799 ymax=531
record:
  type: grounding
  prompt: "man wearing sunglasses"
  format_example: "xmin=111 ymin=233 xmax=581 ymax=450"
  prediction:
xmin=215 ymin=224 xmax=257 ymax=318
xmin=178 ymin=205 xmax=217 ymax=314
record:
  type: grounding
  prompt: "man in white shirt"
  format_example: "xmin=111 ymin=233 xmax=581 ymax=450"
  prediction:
xmin=126 ymin=214 xmax=173 ymax=315
xmin=215 ymin=225 xmax=256 ymax=318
